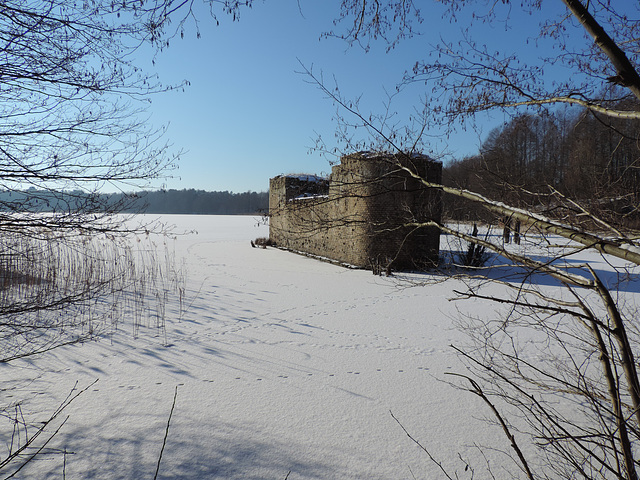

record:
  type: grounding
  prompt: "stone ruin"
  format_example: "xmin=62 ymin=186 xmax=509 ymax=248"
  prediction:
xmin=268 ymin=151 xmax=442 ymax=272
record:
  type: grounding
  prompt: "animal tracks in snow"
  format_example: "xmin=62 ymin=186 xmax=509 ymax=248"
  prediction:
xmin=214 ymin=365 xmax=431 ymax=384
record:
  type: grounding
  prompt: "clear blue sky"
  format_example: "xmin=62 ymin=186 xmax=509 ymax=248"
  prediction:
xmin=140 ymin=1 xmax=568 ymax=193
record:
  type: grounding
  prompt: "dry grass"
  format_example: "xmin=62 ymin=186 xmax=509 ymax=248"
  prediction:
xmin=0 ymin=227 xmax=185 ymax=362
xmin=0 ymin=220 xmax=186 ymax=476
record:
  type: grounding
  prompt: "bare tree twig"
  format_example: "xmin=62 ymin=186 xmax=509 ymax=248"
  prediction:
xmin=154 ymin=385 xmax=179 ymax=480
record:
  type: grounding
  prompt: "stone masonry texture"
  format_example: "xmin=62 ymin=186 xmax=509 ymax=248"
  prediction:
xmin=269 ymin=152 xmax=442 ymax=271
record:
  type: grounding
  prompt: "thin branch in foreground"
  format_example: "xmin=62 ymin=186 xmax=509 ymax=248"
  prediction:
xmin=154 ymin=385 xmax=179 ymax=480
xmin=1 ymin=379 xmax=98 ymax=478
xmin=390 ymin=410 xmax=456 ymax=480
xmin=446 ymin=373 xmax=535 ymax=480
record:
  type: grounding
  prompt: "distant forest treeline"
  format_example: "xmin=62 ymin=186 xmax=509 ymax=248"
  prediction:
xmin=443 ymin=100 xmax=640 ymax=226
xmin=115 ymin=189 xmax=269 ymax=215
xmin=0 ymin=189 xmax=269 ymax=215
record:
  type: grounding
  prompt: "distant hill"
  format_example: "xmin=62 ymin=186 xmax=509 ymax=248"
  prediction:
xmin=0 ymin=188 xmax=269 ymax=215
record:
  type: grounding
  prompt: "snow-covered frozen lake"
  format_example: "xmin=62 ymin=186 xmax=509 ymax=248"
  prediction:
xmin=7 ymin=214 xmax=640 ymax=479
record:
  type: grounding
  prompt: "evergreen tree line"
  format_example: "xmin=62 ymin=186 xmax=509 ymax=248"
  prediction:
xmin=0 ymin=189 xmax=269 ymax=215
xmin=443 ymin=101 xmax=640 ymax=227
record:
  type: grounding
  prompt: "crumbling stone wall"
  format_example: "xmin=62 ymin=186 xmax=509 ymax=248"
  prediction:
xmin=269 ymin=152 xmax=442 ymax=271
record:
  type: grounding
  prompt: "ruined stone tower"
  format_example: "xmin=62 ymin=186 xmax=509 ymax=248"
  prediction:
xmin=269 ymin=152 xmax=442 ymax=271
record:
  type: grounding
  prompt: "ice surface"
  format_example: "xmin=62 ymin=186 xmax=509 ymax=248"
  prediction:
xmin=6 ymin=215 xmax=639 ymax=479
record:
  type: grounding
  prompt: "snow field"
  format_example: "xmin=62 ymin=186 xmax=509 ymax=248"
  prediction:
xmin=6 ymin=215 xmax=638 ymax=479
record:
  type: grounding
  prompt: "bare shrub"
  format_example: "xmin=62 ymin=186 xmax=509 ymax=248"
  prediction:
xmin=252 ymin=237 xmax=274 ymax=248
xmin=458 ymin=223 xmax=490 ymax=268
